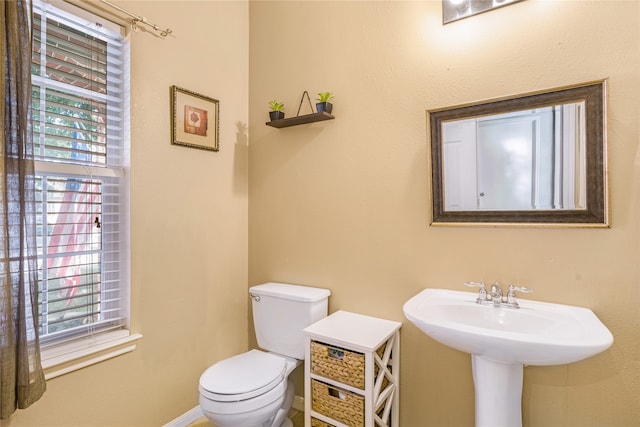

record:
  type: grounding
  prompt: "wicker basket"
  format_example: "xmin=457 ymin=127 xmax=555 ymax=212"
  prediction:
xmin=311 ymin=417 xmax=337 ymax=427
xmin=311 ymin=379 xmax=365 ymax=427
xmin=310 ymin=341 xmax=387 ymax=390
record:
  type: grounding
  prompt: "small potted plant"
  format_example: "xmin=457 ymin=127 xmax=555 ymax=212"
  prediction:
xmin=316 ymin=92 xmax=334 ymax=114
xmin=268 ymin=100 xmax=285 ymax=121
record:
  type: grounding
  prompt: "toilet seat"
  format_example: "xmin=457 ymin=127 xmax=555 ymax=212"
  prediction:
xmin=199 ymin=350 xmax=287 ymax=402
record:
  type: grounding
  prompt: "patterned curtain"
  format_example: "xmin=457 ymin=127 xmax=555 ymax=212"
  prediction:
xmin=0 ymin=0 xmax=47 ymax=418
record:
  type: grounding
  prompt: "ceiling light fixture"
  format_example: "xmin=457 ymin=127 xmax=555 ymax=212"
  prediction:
xmin=442 ymin=0 xmax=524 ymax=25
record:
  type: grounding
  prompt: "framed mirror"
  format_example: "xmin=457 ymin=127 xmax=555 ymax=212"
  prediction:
xmin=428 ymin=80 xmax=608 ymax=227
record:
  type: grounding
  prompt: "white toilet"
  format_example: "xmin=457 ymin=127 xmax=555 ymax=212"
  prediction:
xmin=199 ymin=282 xmax=331 ymax=427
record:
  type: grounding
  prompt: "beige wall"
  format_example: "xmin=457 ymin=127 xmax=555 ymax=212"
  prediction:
xmin=3 ymin=1 xmax=639 ymax=426
xmin=249 ymin=1 xmax=639 ymax=426
xmin=4 ymin=1 xmax=249 ymax=426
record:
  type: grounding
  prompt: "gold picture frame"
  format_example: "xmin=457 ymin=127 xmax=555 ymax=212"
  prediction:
xmin=170 ymin=86 xmax=219 ymax=151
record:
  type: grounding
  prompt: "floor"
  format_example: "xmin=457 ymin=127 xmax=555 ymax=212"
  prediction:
xmin=187 ymin=409 xmax=304 ymax=427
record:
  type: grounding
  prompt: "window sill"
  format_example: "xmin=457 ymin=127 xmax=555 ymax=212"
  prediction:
xmin=41 ymin=330 xmax=143 ymax=380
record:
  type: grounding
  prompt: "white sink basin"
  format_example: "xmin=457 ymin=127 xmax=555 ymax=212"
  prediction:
xmin=404 ymin=287 xmax=614 ymax=427
xmin=403 ymin=288 xmax=613 ymax=365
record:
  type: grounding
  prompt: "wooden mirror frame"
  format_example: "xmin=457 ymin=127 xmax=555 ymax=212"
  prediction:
xmin=428 ymin=80 xmax=608 ymax=227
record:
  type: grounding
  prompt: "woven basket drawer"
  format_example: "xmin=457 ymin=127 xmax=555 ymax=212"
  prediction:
xmin=311 ymin=379 xmax=364 ymax=427
xmin=311 ymin=417 xmax=337 ymax=427
xmin=311 ymin=341 xmax=366 ymax=389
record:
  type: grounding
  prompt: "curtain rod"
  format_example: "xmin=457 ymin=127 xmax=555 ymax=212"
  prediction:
xmin=96 ymin=0 xmax=173 ymax=38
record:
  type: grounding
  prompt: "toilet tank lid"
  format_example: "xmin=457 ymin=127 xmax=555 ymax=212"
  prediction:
xmin=250 ymin=282 xmax=331 ymax=302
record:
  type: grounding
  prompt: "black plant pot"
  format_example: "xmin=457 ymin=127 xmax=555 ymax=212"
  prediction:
xmin=269 ymin=111 xmax=285 ymax=121
xmin=316 ymin=102 xmax=333 ymax=114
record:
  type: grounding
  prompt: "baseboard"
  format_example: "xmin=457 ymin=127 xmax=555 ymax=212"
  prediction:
xmin=293 ymin=395 xmax=304 ymax=412
xmin=163 ymin=405 xmax=203 ymax=427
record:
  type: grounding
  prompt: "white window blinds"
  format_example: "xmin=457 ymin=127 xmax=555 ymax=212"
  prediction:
xmin=32 ymin=0 xmax=129 ymax=345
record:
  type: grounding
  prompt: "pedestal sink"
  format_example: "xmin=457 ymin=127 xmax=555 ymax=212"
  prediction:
xmin=403 ymin=288 xmax=613 ymax=427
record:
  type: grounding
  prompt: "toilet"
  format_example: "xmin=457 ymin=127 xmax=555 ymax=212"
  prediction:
xmin=199 ymin=282 xmax=331 ymax=427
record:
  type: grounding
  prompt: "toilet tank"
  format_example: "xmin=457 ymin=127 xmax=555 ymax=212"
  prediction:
xmin=250 ymin=282 xmax=330 ymax=360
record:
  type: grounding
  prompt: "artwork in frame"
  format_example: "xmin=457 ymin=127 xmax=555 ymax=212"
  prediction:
xmin=170 ymin=85 xmax=219 ymax=151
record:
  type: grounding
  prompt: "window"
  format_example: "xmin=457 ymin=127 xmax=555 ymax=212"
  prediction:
xmin=31 ymin=0 xmax=136 ymax=373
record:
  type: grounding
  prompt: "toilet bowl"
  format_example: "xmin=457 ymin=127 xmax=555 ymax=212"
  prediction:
xmin=199 ymin=350 xmax=299 ymax=427
xmin=198 ymin=282 xmax=330 ymax=427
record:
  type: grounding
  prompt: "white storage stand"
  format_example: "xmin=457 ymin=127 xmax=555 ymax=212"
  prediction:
xmin=303 ymin=310 xmax=401 ymax=427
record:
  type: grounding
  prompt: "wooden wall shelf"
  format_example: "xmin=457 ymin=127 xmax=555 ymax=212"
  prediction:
xmin=266 ymin=111 xmax=335 ymax=129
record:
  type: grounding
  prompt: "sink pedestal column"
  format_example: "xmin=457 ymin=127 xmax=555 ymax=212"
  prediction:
xmin=472 ymin=355 xmax=523 ymax=427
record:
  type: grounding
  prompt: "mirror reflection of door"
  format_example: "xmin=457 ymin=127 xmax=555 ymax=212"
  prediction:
xmin=442 ymin=103 xmax=586 ymax=211
xmin=442 ymin=119 xmax=477 ymax=210
xmin=477 ymin=113 xmax=539 ymax=210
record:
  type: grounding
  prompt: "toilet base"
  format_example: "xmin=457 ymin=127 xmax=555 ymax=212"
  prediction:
xmin=209 ymin=417 xmax=292 ymax=427
xmin=266 ymin=381 xmax=295 ymax=427
xmin=200 ymin=379 xmax=295 ymax=427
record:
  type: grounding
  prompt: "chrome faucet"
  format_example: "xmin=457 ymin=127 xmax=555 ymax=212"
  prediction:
xmin=490 ymin=282 xmax=503 ymax=305
xmin=464 ymin=281 xmax=532 ymax=309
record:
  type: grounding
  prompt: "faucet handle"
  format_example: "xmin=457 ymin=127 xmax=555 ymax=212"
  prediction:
xmin=464 ymin=281 xmax=486 ymax=289
xmin=464 ymin=281 xmax=487 ymax=303
xmin=506 ymin=284 xmax=533 ymax=307
xmin=507 ymin=284 xmax=533 ymax=294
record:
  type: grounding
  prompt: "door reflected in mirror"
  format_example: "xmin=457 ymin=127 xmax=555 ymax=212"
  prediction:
xmin=429 ymin=81 xmax=607 ymax=227
xmin=443 ymin=102 xmax=586 ymax=211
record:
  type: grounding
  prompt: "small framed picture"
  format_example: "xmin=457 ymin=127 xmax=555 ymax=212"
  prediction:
xmin=170 ymin=86 xmax=219 ymax=151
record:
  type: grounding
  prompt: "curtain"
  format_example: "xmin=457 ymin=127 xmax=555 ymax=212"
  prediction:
xmin=0 ymin=0 xmax=47 ymax=419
